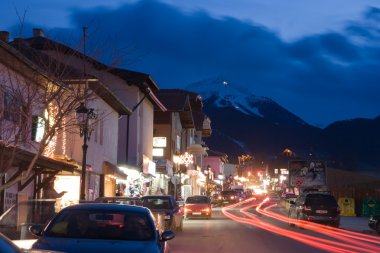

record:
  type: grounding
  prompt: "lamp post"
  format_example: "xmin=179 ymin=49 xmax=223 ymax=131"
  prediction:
xmin=76 ymin=102 xmax=97 ymax=200
xmin=204 ymin=165 xmax=211 ymax=196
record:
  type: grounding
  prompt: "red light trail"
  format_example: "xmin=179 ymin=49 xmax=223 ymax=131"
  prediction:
xmin=221 ymin=198 xmax=380 ymax=253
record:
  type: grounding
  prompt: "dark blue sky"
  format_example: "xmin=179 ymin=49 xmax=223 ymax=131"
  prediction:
xmin=2 ymin=0 xmax=380 ymax=127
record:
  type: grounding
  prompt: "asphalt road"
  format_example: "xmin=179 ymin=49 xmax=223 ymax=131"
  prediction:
xmin=170 ymin=200 xmax=380 ymax=253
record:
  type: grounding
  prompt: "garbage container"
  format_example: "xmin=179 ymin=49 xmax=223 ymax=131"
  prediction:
xmin=362 ymin=197 xmax=380 ymax=217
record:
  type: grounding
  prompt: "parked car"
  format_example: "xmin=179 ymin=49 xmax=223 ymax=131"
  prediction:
xmin=368 ymin=215 xmax=380 ymax=233
xmin=141 ymin=195 xmax=183 ymax=232
xmin=288 ymin=192 xmax=340 ymax=228
xmin=29 ymin=203 xmax=175 ymax=253
xmin=184 ymin=195 xmax=212 ymax=219
xmin=210 ymin=193 xmax=220 ymax=206
xmin=218 ymin=190 xmax=239 ymax=206
xmin=0 ymin=232 xmax=23 ymax=253
xmin=94 ymin=196 xmax=143 ymax=206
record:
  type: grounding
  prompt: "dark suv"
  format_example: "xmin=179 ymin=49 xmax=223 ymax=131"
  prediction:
xmin=288 ymin=192 xmax=340 ymax=227
xmin=218 ymin=190 xmax=239 ymax=206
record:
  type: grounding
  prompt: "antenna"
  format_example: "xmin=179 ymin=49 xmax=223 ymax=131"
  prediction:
xmin=82 ymin=26 xmax=87 ymax=77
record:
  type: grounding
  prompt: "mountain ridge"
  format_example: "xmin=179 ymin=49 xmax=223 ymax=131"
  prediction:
xmin=186 ymin=78 xmax=380 ymax=172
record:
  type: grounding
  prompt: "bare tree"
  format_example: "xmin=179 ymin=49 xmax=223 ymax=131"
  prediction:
xmin=0 ymin=38 xmax=96 ymax=191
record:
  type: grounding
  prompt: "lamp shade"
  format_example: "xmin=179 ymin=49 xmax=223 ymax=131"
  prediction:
xmin=76 ymin=103 xmax=89 ymax=125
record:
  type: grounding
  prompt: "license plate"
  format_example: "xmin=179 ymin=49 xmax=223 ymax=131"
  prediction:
xmin=192 ymin=212 xmax=201 ymax=215
xmin=316 ymin=210 xmax=328 ymax=214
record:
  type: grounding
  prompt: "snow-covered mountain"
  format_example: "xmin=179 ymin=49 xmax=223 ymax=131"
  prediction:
xmin=184 ymin=78 xmax=380 ymax=172
xmin=186 ymin=77 xmax=308 ymax=128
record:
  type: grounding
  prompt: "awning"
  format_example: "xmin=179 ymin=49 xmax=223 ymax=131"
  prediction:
xmin=103 ymin=161 xmax=127 ymax=180
xmin=187 ymin=144 xmax=207 ymax=155
xmin=1 ymin=145 xmax=77 ymax=173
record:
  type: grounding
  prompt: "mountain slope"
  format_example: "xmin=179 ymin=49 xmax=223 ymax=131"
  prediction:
xmin=186 ymin=78 xmax=322 ymax=163
xmin=186 ymin=78 xmax=380 ymax=171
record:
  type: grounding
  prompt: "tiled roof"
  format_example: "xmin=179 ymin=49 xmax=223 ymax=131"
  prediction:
xmin=16 ymin=35 xmax=166 ymax=111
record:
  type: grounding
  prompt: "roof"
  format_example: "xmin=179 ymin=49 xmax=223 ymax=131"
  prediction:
xmin=1 ymin=145 xmax=77 ymax=173
xmin=156 ymin=89 xmax=203 ymax=111
xmin=63 ymin=203 xmax=150 ymax=213
xmin=8 ymin=39 xmax=131 ymax=116
xmin=154 ymin=92 xmax=194 ymax=128
xmin=141 ymin=195 xmax=173 ymax=199
xmin=17 ymin=35 xmax=166 ymax=112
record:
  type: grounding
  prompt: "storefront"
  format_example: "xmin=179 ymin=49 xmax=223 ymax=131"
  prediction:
xmin=102 ymin=161 xmax=127 ymax=197
xmin=153 ymin=158 xmax=174 ymax=195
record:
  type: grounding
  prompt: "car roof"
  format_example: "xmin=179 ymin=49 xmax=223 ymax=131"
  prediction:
xmin=62 ymin=203 xmax=150 ymax=213
xmin=141 ymin=195 xmax=173 ymax=199
xmin=96 ymin=197 xmax=140 ymax=200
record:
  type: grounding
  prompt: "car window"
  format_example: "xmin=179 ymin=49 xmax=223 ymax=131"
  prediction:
xmin=142 ymin=198 xmax=172 ymax=210
xmin=305 ymin=194 xmax=337 ymax=206
xmin=46 ymin=210 xmax=154 ymax=241
xmin=186 ymin=196 xmax=209 ymax=204
xmin=221 ymin=191 xmax=235 ymax=196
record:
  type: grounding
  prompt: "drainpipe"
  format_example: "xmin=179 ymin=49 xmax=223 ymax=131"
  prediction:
xmin=126 ymin=92 xmax=149 ymax=164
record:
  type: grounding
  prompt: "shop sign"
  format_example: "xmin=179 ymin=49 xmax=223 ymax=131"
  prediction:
xmin=289 ymin=160 xmax=326 ymax=188
xmin=153 ymin=137 xmax=167 ymax=147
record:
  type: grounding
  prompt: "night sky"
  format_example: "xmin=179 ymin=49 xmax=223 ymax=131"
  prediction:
xmin=1 ymin=0 xmax=380 ymax=127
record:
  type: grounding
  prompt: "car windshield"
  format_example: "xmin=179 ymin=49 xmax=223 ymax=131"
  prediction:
xmin=221 ymin=191 xmax=235 ymax=196
xmin=142 ymin=198 xmax=172 ymax=210
xmin=186 ymin=196 xmax=208 ymax=204
xmin=305 ymin=194 xmax=337 ymax=206
xmin=45 ymin=210 xmax=154 ymax=241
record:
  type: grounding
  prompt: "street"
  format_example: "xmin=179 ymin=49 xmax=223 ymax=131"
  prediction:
xmin=171 ymin=199 xmax=380 ymax=253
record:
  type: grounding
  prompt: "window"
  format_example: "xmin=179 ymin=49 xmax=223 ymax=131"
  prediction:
xmin=99 ymin=119 xmax=103 ymax=145
xmin=3 ymin=91 xmax=21 ymax=122
xmin=94 ymin=120 xmax=98 ymax=143
xmin=0 ymin=89 xmax=4 ymax=118
xmin=46 ymin=210 xmax=154 ymax=241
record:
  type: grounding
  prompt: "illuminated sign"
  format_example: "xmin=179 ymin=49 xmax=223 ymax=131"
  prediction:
xmin=153 ymin=137 xmax=167 ymax=147
xmin=153 ymin=148 xmax=164 ymax=157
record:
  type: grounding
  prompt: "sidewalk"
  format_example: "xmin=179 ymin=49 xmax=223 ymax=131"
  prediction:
xmin=340 ymin=216 xmax=374 ymax=234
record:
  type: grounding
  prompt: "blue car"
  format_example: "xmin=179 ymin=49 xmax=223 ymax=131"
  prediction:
xmin=29 ymin=203 xmax=175 ymax=253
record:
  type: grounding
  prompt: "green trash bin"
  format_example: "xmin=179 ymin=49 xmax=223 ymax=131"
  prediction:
xmin=361 ymin=197 xmax=380 ymax=217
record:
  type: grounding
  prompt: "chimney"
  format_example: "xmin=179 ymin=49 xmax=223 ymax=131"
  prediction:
xmin=0 ymin=31 xmax=10 ymax=43
xmin=33 ymin=28 xmax=44 ymax=37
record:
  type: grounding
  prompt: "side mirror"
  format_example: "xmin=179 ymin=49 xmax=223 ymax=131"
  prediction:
xmin=29 ymin=224 xmax=44 ymax=236
xmin=161 ymin=230 xmax=176 ymax=241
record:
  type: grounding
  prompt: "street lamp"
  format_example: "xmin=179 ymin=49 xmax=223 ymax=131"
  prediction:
xmin=76 ymin=102 xmax=97 ymax=200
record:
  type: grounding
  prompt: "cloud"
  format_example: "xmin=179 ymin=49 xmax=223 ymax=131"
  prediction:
xmin=42 ymin=0 xmax=380 ymax=127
